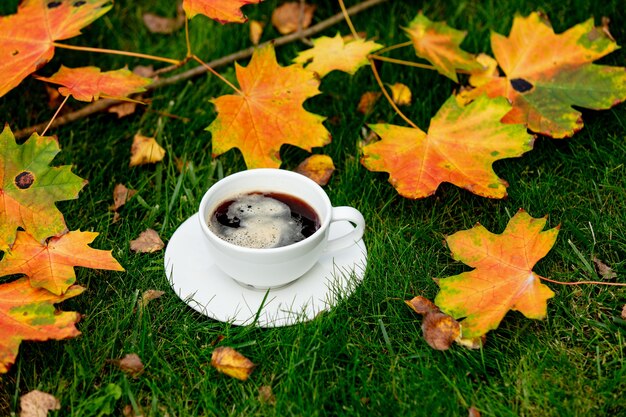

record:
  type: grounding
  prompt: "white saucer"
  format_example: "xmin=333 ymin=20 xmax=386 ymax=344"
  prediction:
xmin=164 ymin=213 xmax=367 ymax=327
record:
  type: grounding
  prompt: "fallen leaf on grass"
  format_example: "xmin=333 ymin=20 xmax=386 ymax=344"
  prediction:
xmin=0 ymin=230 xmax=124 ymax=295
xmin=403 ymin=12 xmax=482 ymax=82
xmin=357 ymin=91 xmax=381 ymax=114
xmin=294 ymin=155 xmax=335 ymax=186
xmin=271 ymin=2 xmax=315 ymax=34
xmin=258 ymin=385 xmax=276 ymax=405
xmin=143 ymin=4 xmax=185 ymax=34
xmin=108 ymin=101 xmax=140 ymax=118
xmin=184 ymin=0 xmax=262 ymax=24
xmin=130 ymin=134 xmax=166 ymax=167
xmin=249 ymin=20 xmax=264 ymax=45
xmin=111 ymin=183 xmax=137 ymax=212
xmin=621 ymin=305 xmax=626 ymax=320
xmin=468 ymin=406 xmax=481 ymax=417
xmin=435 ymin=209 xmax=558 ymax=338
xmin=0 ymin=0 xmax=112 ymax=97
xmin=110 ymin=353 xmax=144 ymax=378
xmin=211 ymin=346 xmax=255 ymax=380
xmin=460 ymin=12 xmax=626 ymax=138
xmin=592 ymin=257 xmax=617 ymax=280
xmin=0 ymin=126 xmax=87 ymax=251
xmin=36 ymin=66 xmax=152 ymax=102
xmin=139 ymin=290 xmax=165 ymax=308
xmin=122 ymin=404 xmax=144 ymax=417
xmin=389 ymin=82 xmax=411 ymax=106
xmin=207 ymin=43 xmax=329 ymax=168
xmin=293 ymin=33 xmax=383 ymax=78
xmin=20 ymin=390 xmax=60 ymax=417
xmin=0 ymin=278 xmax=84 ymax=374
xmin=130 ymin=229 xmax=164 ymax=253
xmin=361 ymin=95 xmax=534 ymax=199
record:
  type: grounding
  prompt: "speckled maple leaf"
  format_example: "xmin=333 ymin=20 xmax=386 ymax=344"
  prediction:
xmin=435 ymin=210 xmax=558 ymax=338
xmin=460 ymin=12 xmax=626 ymax=138
xmin=206 ymin=43 xmax=330 ymax=168
xmin=0 ymin=126 xmax=86 ymax=251
xmin=0 ymin=0 xmax=112 ymax=97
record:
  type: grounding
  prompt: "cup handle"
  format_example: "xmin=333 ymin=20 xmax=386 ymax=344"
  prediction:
xmin=325 ymin=206 xmax=365 ymax=252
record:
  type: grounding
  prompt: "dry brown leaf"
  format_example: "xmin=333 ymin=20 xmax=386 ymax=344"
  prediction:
xmin=108 ymin=101 xmax=139 ymax=118
xmin=621 ymin=304 xmax=626 ymax=320
xmin=249 ymin=20 xmax=264 ymax=45
xmin=111 ymin=353 xmax=144 ymax=378
xmin=422 ymin=311 xmax=461 ymax=350
xmin=357 ymin=91 xmax=381 ymax=114
xmin=211 ymin=346 xmax=256 ymax=381
xmin=45 ymin=85 xmax=63 ymax=109
xmin=405 ymin=296 xmax=439 ymax=315
xmin=592 ymin=257 xmax=617 ymax=280
xmin=130 ymin=134 xmax=166 ymax=167
xmin=389 ymin=82 xmax=412 ymax=106
xmin=143 ymin=3 xmax=184 ymax=34
xmin=468 ymin=406 xmax=481 ymax=417
xmin=140 ymin=289 xmax=165 ymax=308
xmin=20 ymin=390 xmax=60 ymax=417
xmin=271 ymin=2 xmax=315 ymax=35
xmin=294 ymin=154 xmax=335 ymax=186
xmin=122 ymin=404 xmax=144 ymax=417
xmin=455 ymin=335 xmax=486 ymax=350
xmin=130 ymin=229 xmax=165 ymax=253
xmin=258 ymin=385 xmax=276 ymax=405
xmin=111 ymin=183 xmax=136 ymax=211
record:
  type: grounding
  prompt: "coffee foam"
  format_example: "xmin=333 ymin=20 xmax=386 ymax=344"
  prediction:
xmin=209 ymin=193 xmax=306 ymax=249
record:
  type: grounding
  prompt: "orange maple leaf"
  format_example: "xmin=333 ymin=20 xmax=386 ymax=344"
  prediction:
xmin=360 ymin=95 xmax=534 ymax=199
xmin=0 ymin=0 xmax=112 ymax=97
xmin=403 ymin=12 xmax=483 ymax=82
xmin=293 ymin=33 xmax=383 ymax=78
xmin=0 ymin=230 xmax=124 ymax=295
xmin=35 ymin=66 xmax=152 ymax=102
xmin=207 ymin=43 xmax=330 ymax=168
xmin=460 ymin=12 xmax=626 ymax=138
xmin=183 ymin=0 xmax=262 ymax=23
xmin=0 ymin=278 xmax=84 ymax=374
xmin=435 ymin=210 xmax=559 ymax=338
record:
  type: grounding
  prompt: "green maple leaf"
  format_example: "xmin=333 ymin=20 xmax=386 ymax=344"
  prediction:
xmin=0 ymin=125 xmax=87 ymax=250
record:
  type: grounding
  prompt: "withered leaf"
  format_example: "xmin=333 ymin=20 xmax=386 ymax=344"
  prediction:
xmin=130 ymin=229 xmax=165 ymax=253
xmin=249 ymin=20 xmax=264 ymax=45
xmin=139 ymin=289 xmax=165 ymax=308
xmin=271 ymin=2 xmax=315 ymax=35
xmin=294 ymin=155 xmax=335 ymax=186
xmin=111 ymin=183 xmax=136 ymax=212
xmin=621 ymin=305 xmax=626 ymax=320
xmin=143 ymin=4 xmax=185 ymax=34
xmin=130 ymin=134 xmax=166 ymax=167
xmin=111 ymin=353 xmax=144 ymax=378
xmin=468 ymin=406 xmax=482 ymax=417
xmin=211 ymin=346 xmax=255 ymax=380
xmin=20 ymin=390 xmax=60 ymax=417
xmin=421 ymin=311 xmax=461 ymax=350
xmin=357 ymin=91 xmax=381 ymax=114
xmin=258 ymin=385 xmax=276 ymax=405
xmin=592 ymin=257 xmax=617 ymax=280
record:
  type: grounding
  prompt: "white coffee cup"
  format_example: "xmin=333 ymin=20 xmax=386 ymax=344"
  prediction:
xmin=198 ymin=168 xmax=365 ymax=289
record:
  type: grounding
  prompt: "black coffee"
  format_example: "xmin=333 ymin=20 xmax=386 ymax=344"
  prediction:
xmin=208 ymin=192 xmax=320 ymax=249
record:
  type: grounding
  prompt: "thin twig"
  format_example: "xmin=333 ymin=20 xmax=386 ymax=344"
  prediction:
xmin=369 ymin=54 xmax=437 ymax=71
xmin=15 ymin=0 xmax=388 ymax=138
xmin=338 ymin=0 xmax=360 ymax=39
xmin=52 ymin=42 xmax=181 ymax=65
xmin=539 ymin=276 xmax=626 ymax=287
xmin=368 ymin=59 xmax=419 ymax=129
xmin=41 ymin=95 xmax=69 ymax=136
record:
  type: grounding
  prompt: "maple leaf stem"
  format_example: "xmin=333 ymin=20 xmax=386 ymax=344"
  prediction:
xmin=372 ymin=41 xmax=413 ymax=55
xmin=42 ymin=95 xmax=70 ymax=137
xmin=539 ymin=276 xmax=626 ymax=287
xmin=369 ymin=54 xmax=437 ymax=71
xmin=185 ymin=18 xmax=192 ymax=58
xmin=338 ymin=0 xmax=361 ymax=39
xmin=368 ymin=59 xmax=419 ymax=129
xmin=191 ymin=55 xmax=243 ymax=95
xmin=52 ymin=43 xmax=181 ymax=66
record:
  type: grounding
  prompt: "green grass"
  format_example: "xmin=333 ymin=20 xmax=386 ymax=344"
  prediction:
xmin=1 ymin=0 xmax=626 ymax=415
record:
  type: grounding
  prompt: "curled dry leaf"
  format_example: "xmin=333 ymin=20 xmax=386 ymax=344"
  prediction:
xmin=20 ymin=390 xmax=60 ymax=417
xmin=389 ymin=83 xmax=412 ymax=106
xmin=143 ymin=3 xmax=185 ymax=34
xmin=140 ymin=289 xmax=165 ymax=308
xmin=211 ymin=346 xmax=256 ymax=381
xmin=421 ymin=311 xmax=461 ymax=350
xmin=249 ymin=20 xmax=264 ymax=45
xmin=130 ymin=229 xmax=165 ymax=253
xmin=258 ymin=385 xmax=276 ymax=405
xmin=294 ymin=155 xmax=335 ymax=186
xmin=271 ymin=2 xmax=315 ymax=35
xmin=405 ymin=296 xmax=438 ymax=315
xmin=111 ymin=183 xmax=136 ymax=212
xmin=357 ymin=91 xmax=381 ymax=115
xmin=130 ymin=134 xmax=166 ymax=167
xmin=592 ymin=257 xmax=617 ymax=280
xmin=111 ymin=353 xmax=144 ymax=378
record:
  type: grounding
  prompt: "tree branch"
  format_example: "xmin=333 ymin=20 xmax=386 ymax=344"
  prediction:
xmin=15 ymin=0 xmax=388 ymax=138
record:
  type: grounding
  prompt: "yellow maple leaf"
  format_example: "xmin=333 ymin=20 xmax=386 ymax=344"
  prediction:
xmin=293 ymin=33 xmax=383 ymax=78
xmin=129 ymin=134 xmax=166 ymax=167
